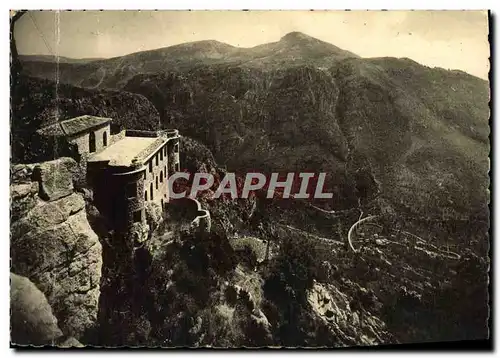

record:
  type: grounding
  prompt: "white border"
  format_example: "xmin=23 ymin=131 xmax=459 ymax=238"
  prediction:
xmin=2 ymin=1 xmax=498 ymax=10
xmin=2 ymin=1 xmax=497 ymax=357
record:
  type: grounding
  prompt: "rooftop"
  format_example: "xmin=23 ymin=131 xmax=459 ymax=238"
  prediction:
xmin=37 ymin=115 xmax=112 ymax=136
xmin=88 ymin=136 xmax=157 ymax=166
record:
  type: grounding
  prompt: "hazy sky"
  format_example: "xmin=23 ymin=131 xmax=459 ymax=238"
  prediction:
xmin=14 ymin=10 xmax=490 ymax=79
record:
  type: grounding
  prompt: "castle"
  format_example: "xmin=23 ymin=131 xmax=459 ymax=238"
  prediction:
xmin=38 ymin=115 xmax=209 ymax=236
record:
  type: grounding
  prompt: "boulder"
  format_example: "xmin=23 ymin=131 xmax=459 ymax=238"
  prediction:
xmin=10 ymin=273 xmax=64 ymax=346
xmin=32 ymin=158 xmax=77 ymax=201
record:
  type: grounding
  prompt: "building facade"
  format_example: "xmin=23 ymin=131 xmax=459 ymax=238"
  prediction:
xmin=87 ymin=129 xmax=180 ymax=233
xmin=38 ymin=115 xmax=181 ymax=234
xmin=38 ymin=115 xmax=112 ymax=157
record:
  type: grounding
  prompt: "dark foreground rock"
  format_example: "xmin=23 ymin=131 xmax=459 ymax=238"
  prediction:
xmin=10 ymin=273 xmax=63 ymax=345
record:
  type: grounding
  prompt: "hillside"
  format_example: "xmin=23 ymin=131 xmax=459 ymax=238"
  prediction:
xmin=121 ymin=59 xmax=489 ymax=222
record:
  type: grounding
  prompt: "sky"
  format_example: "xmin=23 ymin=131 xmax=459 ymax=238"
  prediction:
xmin=13 ymin=10 xmax=490 ymax=79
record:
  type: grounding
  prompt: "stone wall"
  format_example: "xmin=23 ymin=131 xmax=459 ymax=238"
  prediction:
xmin=110 ymin=129 xmax=126 ymax=145
xmin=122 ymin=170 xmax=147 ymax=230
xmin=88 ymin=163 xmax=147 ymax=235
xmin=192 ymin=207 xmax=211 ymax=234
xmin=137 ymin=138 xmax=165 ymax=161
xmin=68 ymin=123 xmax=111 ymax=156
xmin=168 ymin=197 xmax=211 ymax=235
xmin=125 ymin=129 xmax=159 ymax=138
xmin=167 ymin=137 xmax=181 ymax=177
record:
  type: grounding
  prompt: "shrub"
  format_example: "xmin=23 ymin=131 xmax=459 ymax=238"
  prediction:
xmin=238 ymin=289 xmax=255 ymax=311
xmin=145 ymin=202 xmax=163 ymax=232
xmin=224 ymin=285 xmax=238 ymax=306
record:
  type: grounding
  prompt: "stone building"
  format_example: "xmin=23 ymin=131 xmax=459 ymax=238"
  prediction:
xmin=38 ymin=115 xmax=181 ymax=234
xmin=87 ymin=128 xmax=181 ymax=234
xmin=37 ymin=115 xmax=112 ymax=156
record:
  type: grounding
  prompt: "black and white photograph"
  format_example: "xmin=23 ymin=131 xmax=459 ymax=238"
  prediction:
xmin=9 ymin=10 xmax=491 ymax=348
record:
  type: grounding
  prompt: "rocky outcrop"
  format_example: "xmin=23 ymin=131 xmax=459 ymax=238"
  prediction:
xmin=10 ymin=273 xmax=63 ymax=345
xmin=307 ymin=282 xmax=389 ymax=346
xmin=10 ymin=158 xmax=102 ymax=341
xmin=32 ymin=157 xmax=77 ymax=201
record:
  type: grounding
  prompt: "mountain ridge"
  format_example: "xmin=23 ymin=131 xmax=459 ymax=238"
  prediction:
xmin=18 ymin=32 xmax=361 ymax=88
xmin=19 ymin=31 xmax=487 ymax=81
xmin=19 ymin=54 xmax=104 ymax=64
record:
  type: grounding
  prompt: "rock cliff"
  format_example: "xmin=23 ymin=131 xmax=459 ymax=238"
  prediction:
xmin=10 ymin=158 xmax=102 ymax=341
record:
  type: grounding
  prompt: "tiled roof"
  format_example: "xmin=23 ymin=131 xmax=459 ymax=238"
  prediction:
xmin=60 ymin=115 xmax=112 ymax=136
xmin=36 ymin=122 xmax=65 ymax=136
xmin=37 ymin=115 xmax=112 ymax=137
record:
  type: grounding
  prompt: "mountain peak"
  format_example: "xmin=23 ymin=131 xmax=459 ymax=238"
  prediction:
xmin=276 ymin=31 xmax=360 ymax=59
xmin=280 ymin=31 xmax=315 ymax=42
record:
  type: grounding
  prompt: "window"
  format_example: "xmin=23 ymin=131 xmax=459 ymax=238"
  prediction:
xmin=174 ymin=143 xmax=179 ymax=153
xmin=160 ymin=149 xmax=163 ymax=161
xmin=149 ymin=160 xmax=152 ymax=173
xmin=125 ymin=182 xmax=136 ymax=199
xmin=160 ymin=171 xmax=163 ymax=183
xmin=150 ymin=183 xmax=154 ymax=200
xmin=155 ymin=154 xmax=159 ymax=166
xmin=164 ymin=146 xmax=167 ymax=156
xmin=133 ymin=210 xmax=142 ymax=223
xmin=89 ymin=132 xmax=96 ymax=153
xmin=144 ymin=191 xmax=148 ymax=201
xmin=156 ymin=177 xmax=159 ymax=189
xmin=103 ymin=131 xmax=108 ymax=147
